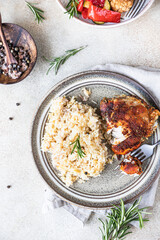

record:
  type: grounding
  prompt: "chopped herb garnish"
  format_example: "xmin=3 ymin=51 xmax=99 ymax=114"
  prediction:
xmin=70 ymin=134 xmax=86 ymax=158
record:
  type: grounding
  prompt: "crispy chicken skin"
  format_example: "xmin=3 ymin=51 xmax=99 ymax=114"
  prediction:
xmin=120 ymin=155 xmax=142 ymax=175
xmin=100 ymin=95 xmax=160 ymax=155
xmin=109 ymin=0 xmax=134 ymax=13
xmin=112 ymin=136 xmax=141 ymax=155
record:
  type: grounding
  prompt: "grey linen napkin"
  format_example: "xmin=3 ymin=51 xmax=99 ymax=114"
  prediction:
xmin=42 ymin=64 xmax=160 ymax=225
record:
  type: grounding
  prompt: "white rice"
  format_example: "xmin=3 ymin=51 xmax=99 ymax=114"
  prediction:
xmin=42 ymin=96 xmax=110 ymax=186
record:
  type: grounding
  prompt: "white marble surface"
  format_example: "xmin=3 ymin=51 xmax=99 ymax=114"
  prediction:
xmin=1 ymin=0 xmax=160 ymax=239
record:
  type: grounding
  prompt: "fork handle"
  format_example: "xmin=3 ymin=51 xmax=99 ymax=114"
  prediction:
xmin=154 ymin=140 xmax=160 ymax=147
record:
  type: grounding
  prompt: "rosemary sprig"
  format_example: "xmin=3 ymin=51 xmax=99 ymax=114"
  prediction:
xmin=26 ymin=1 xmax=45 ymax=24
xmin=99 ymin=198 xmax=151 ymax=240
xmin=43 ymin=45 xmax=87 ymax=75
xmin=65 ymin=0 xmax=79 ymax=18
xmin=70 ymin=134 xmax=86 ymax=158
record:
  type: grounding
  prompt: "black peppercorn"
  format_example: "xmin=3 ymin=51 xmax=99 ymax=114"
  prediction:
xmin=0 ymin=41 xmax=30 ymax=79
xmin=12 ymin=64 xmax=17 ymax=68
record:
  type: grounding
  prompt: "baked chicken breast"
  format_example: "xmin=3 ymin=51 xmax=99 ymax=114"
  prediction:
xmin=109 ymin=0 xmax=134 ymax=13
xmin=100 ymin=95 xmax=160 ymax=155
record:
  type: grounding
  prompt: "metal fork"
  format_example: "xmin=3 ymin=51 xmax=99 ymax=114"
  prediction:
xmin=131 ymin=140 xmax=160 ymax=162
xmin=123 ymin=0 xmax=146 ymax=20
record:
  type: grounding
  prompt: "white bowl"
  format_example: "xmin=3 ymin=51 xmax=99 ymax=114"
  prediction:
xmin=56 ymin=0 xmax=155 ymax=28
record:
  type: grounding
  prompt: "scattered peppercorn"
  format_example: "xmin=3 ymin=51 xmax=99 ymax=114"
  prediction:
xmin=16 ymin=102 xmax=21 ymax=106
xmin=7 ymin=185 xmax=12 ymax=188
xmin=9 ymin=117 xmax=13 ymax=120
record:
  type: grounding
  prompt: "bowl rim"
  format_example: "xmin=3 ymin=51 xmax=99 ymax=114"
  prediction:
xmin=56 ymin=0 xmax=155 ymax=28
xmin=0 ymin=23 xmax=38 ymax=84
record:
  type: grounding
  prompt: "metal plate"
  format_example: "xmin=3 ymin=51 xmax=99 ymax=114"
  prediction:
xmin=57 ymin=0 xmax=154 ymax=28
xmin=31 ymin=70 xmax=160 ymax=208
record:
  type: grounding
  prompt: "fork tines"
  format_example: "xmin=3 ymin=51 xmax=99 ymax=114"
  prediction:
xmin=123 ymin=0 xmax=146 ymax=19
xmin=131 ymin=148 xmax=146 ymax=161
